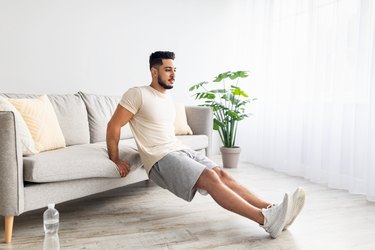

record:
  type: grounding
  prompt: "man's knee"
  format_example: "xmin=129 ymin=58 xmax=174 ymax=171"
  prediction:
xmin=195 ymin=169 xmax=221 ymax=190
xmin=212 ymin=167 xmax=232 ymax=181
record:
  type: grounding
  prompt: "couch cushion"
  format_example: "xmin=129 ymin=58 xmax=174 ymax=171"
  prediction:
xmin=23 ymin=140 xmax=142 ymax=183
xmin=3 ymin=93 xmax=90 ymax=146
xmin=0 ymin=97 xmax=37 ymax=155
xmin=78 ymin=92 xmax=133 ymax=143
xmin=24 ymin=134 xmax=207 ymax=183
xmin=176 ymin=135 xmax=208 ymax=151
xmin=7 ymin=95 xmax=66 ymax=152
xmin=48 ymin=94 xmax=90 ymax=146
xmin=174 ymin=102 xmax=193 ymax=135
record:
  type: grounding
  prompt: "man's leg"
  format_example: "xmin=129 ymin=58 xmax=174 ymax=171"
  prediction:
xmin=194 ymin=168 xmax=293 ymax=238
xmin=212 ymin=167 xmax=271 ymax=209
xmin=194 ymin=168 xmax=265 ymax=224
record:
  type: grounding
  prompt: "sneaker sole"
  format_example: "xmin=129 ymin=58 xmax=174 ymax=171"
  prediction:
xmin=283 ymin=187 xmax=305 ymax=231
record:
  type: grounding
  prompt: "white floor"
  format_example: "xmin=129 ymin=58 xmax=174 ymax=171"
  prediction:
xmin=1 ymin=157 xmax=375 ymax=249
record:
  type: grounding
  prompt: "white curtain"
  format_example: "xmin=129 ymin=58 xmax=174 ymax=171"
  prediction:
xmin=237 ymin=0 xmax=375 ymax=201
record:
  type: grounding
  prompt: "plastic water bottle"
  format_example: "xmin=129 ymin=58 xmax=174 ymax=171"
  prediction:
xmin=43 ymin=233 xmax=60 ymax=250
xmin=43 ymin=204 xmax=59 ymax=235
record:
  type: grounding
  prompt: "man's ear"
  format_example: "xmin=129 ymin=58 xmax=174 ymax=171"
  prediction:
xmin=151 ymin=67 xmax=158 ymax=78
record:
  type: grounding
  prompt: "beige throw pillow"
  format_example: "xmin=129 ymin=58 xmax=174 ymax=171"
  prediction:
xmin=7 ymin=95 xmax=66 ymax=152
xmin=174 ymin=102 xmax=193 ymax=135
xmin=0 ymin=96 xmax=37 ymax=155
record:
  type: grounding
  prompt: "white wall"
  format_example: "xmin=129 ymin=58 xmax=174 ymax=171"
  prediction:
xmin=0 ymin=0 xmax=247 ymax=99
xmin=0 ymin=0 xmax=251 ymax=154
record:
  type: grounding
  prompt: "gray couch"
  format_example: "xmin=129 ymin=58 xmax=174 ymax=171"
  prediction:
xmin=0 ymin=91 xmax=213 ymax=243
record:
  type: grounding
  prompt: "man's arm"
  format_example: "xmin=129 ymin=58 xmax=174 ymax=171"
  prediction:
xmin=106 ymin=104 xmax=134 ymax=177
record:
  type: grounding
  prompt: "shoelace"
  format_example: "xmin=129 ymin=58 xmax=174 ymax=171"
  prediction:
xmin=266 ymin=204 xmax=276 ymax=209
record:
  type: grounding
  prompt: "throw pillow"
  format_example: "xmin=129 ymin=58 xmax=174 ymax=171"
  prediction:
xmin=0 ymin=96 xmax=37 ymax=155
xmin=7 ymin=95 xmax=66 ymax=152
xmin=174 ymin=102 xmax=193 ymax=135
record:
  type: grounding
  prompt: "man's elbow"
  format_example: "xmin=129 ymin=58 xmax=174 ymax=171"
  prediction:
xmin=107 ymin=120 xmax=113 ymax=130
xmin=106 ymin=120 xmax=121 ymax=138
xmin=106 ymin=120 xmax=115 ymax=137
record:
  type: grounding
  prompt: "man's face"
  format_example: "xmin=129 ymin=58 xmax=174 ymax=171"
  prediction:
xmin=156 ymin=59 xmax=176 ymax=90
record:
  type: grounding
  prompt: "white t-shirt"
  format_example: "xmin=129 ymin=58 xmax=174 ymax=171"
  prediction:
xmin=119 ymin=86 xmax=188 ymax=173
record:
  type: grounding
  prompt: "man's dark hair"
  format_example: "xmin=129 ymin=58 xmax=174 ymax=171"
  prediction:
xmin=149 ymin=51 xmax=175 ymax=69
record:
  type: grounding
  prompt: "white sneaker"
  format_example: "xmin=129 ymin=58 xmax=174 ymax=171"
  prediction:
xmin=283 ymin=187 xmax=305 ymax=231
xmin=261 ymin=193 xmax=290 ymax=239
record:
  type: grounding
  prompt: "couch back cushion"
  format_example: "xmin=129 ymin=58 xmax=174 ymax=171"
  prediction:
xmin=3 ymin=93 xmax=90 ymax=146
xmin=78 ymin=92 xmax=133 ymax=143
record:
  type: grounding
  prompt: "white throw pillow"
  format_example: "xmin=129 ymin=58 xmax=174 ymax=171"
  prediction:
xmin=174 ymin=102 xmax=193 ymax=135
xmin=0 ymin=96 xmax=37 ymax=155
xmin=7 ymin=95 xmax=66 ymax=152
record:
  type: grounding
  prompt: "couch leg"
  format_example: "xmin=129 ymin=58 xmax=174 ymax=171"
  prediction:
xmin=4 ymin=215 xmax=14 ymax=243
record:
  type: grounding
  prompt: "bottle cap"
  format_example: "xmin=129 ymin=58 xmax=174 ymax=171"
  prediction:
xmin=48 ymin=204 xmax=55 ymax=209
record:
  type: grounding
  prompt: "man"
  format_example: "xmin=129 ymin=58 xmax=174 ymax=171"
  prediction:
xmin=106 ymin=51 xmax=305 ymax=239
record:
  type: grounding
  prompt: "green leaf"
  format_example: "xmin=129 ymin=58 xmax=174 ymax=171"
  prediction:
xmin=188 ymin=85 xmax=196 ymax=92
xmin=229 ymin=71 xmax=249 ymax=80
xmin=213 ymin=118 xmax=225 ymax=130
xmin=194 ymin=92 xmax=216 ymax=100
xmin=189 ymin=81 xmax=209 ymax=92
xmin=231 ymin=86 xmax=249 ymax=97
xmin=213 ymin=71 xmax=231 ymax=82
xmin=210 ymin=89 xmax=227 ymax=94
xmin=226 ymin=111 xmax=239 ymax=119
xmin=221 ymin=94 xmax=230 ymax=101
xmin=204 ymin=93 xmax=216 ymax=99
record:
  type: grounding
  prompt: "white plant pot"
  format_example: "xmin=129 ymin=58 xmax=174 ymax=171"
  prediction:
xmin=220 ymin=146 xmax=241 ymax=168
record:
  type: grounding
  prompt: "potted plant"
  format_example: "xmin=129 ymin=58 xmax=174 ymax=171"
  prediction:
xmin=189 ymin=70 xmax=254 ymax=168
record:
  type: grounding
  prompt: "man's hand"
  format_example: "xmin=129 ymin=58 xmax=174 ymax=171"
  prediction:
xmin=114 ymin=160 xmax=131 ymax=177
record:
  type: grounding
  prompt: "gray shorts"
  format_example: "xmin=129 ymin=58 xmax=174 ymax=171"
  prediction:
xmin=149 ymin=149 xmax=218 ymax=202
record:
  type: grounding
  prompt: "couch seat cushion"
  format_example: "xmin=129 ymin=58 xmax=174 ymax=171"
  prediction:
xmin=23 ymin=140 xmax=142 ymax=183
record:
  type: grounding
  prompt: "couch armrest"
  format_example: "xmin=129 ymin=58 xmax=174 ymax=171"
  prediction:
xmin=185 ymin=106 xmax=213 ymax=157
xmin=0 ymin=111 xmax=24 ymax=216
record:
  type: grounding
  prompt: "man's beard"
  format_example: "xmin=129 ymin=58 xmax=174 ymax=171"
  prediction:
xmin=158 ymin=75 xmax=173 ymax=89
